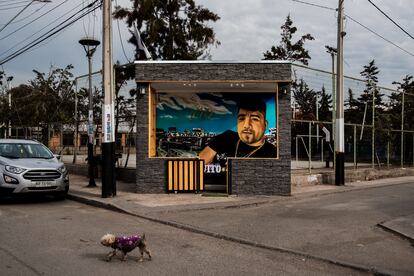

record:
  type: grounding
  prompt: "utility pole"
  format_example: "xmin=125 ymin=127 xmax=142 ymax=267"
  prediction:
xmin=101 ymin=0 xmax=116 ymax=198
xmin=401 ymin=89 xmax=405 ymax=168
xmin=372 ymin=82 xmax=375 ymax=168
xmin=331 ymin=52 xmax=336 ymax=170
xmin=335 ymin=0 xmax=345 ymax=186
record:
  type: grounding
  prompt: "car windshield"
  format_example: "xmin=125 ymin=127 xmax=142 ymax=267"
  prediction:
xmin=0 ymin=143 xmax=53 ymax=159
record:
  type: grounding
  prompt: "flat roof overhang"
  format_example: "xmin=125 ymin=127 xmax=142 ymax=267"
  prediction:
xmin=134 ymin=60 xmax=291 ymax=64
xmin=135 ymin=61 xmax=292 ymax=84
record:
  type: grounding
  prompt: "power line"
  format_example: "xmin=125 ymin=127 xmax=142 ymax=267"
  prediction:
xmin=81 ymin=0 xmax=99 ymax=39
xmin=0 ymin=0 xmax=36 ymax=33
xmin=25 ymin=18 xmax=76 ymax=56
xmin=81 ymin=0 xmax=88 ymax=37
xmin=115 ymin=0 xmax=131 ymax=63
xmin=345 ymin=14 xmax=414 ymax=57
xmin=0 ymin=0 xmax=31 ymax=6
xmin=0 ymin=3 xmax=44 ymax=26
xmin=291 ymin=0 xmax=335 ymax=11
xmin=0 ymin=1 xmax=86 ymax=59
xmin=0 ymin=0 xmax=102 ymax=65
xmin=0 ymin=0 xmax=69 ymax=41
xmin=0 ymin=0 xmax=31 ymax=3
xmin=0 ymin=4 xmax=32 ymax=11
xmin=290 ymin=0 xmax=414 ymax=58
xmin=367 ymin=0 xmax=414 ymax=40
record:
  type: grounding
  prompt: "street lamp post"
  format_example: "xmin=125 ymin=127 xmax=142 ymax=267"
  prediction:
xmin=79 ymin=37 xmax=100 ymax=188
xmin=325 ymin=45 xmax=337 ymax=169
xmin=8 ymin=79 xmax=11 ymax=138
xmin=73 ymin=79 xmax=78 ymax=164
xmin=5 ymin=76 xmax=13 ymax=138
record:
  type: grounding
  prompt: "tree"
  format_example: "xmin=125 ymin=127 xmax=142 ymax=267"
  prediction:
xmin=346 ymin=88 xmax=358 ymax=110
xmin=391 ymin=75 xmax=414 ymax=129
xmin=7 ymin=85 xmax=34 ymax=127
xmin=344 ymin=88 xmax=360 ymax=123
xmin=358 ymin=60 xmax=389 ymax=131
xmin=318 ymin=86 xmax=332 ymax=122
xmin=0 ymin=70 xmax=13 ymax=92
xmin=0 ymin=71 xmax=13 ymax=134
xmin=263 ymin=15 xmax=314 ymax=65
xmin=292 ymin=79 xmax=316 ymax=117
xmin=30 ymin=65 xmax=75 ymax=121
xmin=9 ymin=65 xmax=75 ymax=145
xmin=358 ymin=60 xmax=383 ymax=108
xmin=114 ymin=63 xmax=134 ymax=134
xmin=357 ymin=60 xmax=385 ymax=126
xmin=357 ymin=60 xmax=391 ymax=161
xmin=111 ymin=62 xmax=137 ymax=164
xmin=389 ymin=75 xmax=414 ymax=162
xmin=114 ymin=0 xmax=220 ymax=60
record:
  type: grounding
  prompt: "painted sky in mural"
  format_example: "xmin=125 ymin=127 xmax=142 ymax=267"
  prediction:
xmin=156 ymin=92 xmax=276 ymax=135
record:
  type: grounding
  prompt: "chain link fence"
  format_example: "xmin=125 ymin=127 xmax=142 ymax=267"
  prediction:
xmin=292 ymin=64 xmax=413 ymax=172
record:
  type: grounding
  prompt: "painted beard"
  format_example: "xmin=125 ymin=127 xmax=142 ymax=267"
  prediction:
xmin=240 ymin=130 xmax=256 ymax=145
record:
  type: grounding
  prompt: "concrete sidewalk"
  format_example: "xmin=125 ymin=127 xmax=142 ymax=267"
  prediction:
xmin=67 ymin=174 xmax=290 ymax=214
xmin=67 ymin=174 xmax=414 ymax=241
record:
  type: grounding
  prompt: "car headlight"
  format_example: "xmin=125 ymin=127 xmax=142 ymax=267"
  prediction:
xmin=5 ymin=165 xmax=26 ymax=174
xmin=57 ymin=165 xmax=67 ymax=175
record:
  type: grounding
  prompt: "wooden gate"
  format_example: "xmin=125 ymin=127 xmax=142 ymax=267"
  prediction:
xmin=167 ymin=159 xmax=204 ymax=193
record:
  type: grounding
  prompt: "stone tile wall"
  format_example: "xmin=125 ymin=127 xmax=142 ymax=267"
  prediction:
xmin=135 ymin=62 xmax=291 ymax=195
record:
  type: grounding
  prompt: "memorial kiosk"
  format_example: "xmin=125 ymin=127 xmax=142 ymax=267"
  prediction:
xmin=135 ymin=61 xmax=291 ymax=195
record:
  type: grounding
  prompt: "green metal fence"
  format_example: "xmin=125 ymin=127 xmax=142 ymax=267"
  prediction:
xmin=292 ymin=64 xmax=414 ymax=171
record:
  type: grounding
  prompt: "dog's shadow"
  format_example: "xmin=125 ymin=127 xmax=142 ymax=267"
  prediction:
xmin=81 ymin=252 xmax=106 ymax=261
xmin=81 ymin=252 xmax=146 ymax=263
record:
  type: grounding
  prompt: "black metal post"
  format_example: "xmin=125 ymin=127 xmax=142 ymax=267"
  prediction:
xmin=79 ymin=37 xmax=100 ymax=187
xmin=87 ymin=52 xmax=96 ymax=187
xmin=102 ymin=142 xmax=116 ymax=196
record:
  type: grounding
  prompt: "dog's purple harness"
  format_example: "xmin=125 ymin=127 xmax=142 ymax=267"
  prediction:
xmin=112 ymin=235 xmax=143 ymax=253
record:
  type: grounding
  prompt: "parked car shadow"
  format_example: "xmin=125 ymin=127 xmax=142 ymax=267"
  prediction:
xmin=0 ymin=194 xmax=66 ymax=205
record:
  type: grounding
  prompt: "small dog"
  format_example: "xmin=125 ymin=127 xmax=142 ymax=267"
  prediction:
xmin=100 ymin=233 xmax=152 ymax=262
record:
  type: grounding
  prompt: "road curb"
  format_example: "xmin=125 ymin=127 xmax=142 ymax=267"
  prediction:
xmin=66 ymin=194 xmax=132 ymax=215
xmin=377 ymin=223 xmax=414 ymax=245
xmin=67 ymin=192 xmax=392 ymax=275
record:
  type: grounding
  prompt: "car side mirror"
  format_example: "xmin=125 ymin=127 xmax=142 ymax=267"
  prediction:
xmin=54 ymin=154 xmax=61 ymax=160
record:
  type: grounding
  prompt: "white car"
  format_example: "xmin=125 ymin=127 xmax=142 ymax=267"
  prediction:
xmin=0 ymin=139 xmax=69 ymax=198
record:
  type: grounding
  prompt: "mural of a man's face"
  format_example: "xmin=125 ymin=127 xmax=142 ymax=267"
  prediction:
xmin=237 ymin=108 xmax=267 ymax=146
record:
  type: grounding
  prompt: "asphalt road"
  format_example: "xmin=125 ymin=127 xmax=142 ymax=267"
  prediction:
xmin=0 ymin=197 xmax=366 ymax=276
xmin=155 ymin=182 xmax=414 ymax=275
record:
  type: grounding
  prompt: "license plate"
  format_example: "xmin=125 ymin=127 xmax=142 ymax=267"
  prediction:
xmin=34 ymin=181 xmax=55 ymax=187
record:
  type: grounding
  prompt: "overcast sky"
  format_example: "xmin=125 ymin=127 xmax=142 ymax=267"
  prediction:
xmin=0 ymin=0 xmax=413 ymax=89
